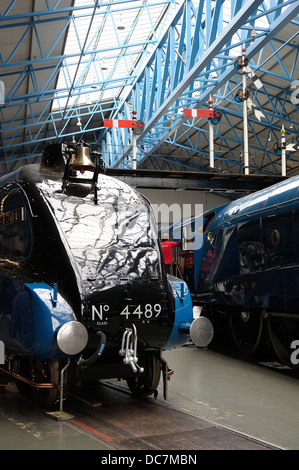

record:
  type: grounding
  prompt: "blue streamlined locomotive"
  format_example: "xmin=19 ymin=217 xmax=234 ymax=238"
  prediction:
xmin=172 ymin=176 xmax=299 ymax=367
xmin=0 ymin=142 xmax=203 ymax=408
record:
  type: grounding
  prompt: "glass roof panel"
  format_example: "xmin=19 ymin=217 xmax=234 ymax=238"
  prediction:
xmin=52 ymin=0 xmax=178 ymax=111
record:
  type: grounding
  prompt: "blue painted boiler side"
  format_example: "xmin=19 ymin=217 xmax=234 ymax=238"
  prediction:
xmin=195 ymin=176 xmax=299 ymax=311
xmin=0 ymin=281 xmax=78 ymax=359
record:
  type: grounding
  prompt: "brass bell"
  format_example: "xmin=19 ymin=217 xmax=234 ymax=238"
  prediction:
xmin=70 ymin=145 xmax=95 ymax=174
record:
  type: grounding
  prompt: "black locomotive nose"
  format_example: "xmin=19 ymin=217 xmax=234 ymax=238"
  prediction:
xmin=82 ymin=281 xmax=165 ymax=325
xmin=81 ymin=279 xmax=170 ymax=348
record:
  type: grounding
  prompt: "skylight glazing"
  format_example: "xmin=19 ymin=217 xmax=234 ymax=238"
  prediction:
xmin=52 ymin=0 xmax=178 ymax=112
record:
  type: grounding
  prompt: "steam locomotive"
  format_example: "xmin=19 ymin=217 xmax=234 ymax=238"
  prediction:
xmin=0 ymin=141 xmax=205 ymax=409
xmin=172 ymin=175 xmax=299 ymax=367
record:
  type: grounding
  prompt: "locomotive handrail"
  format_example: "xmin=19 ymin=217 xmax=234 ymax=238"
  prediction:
xmin=15 ymin=182 xmax=38 ymax=219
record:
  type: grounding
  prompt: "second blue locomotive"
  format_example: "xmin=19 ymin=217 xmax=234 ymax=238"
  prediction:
xmin=172 ymin=175 xmax=299 ymax=366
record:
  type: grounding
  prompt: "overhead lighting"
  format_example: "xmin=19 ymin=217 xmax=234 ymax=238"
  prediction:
xmin=77 ymin=117 xmax=82 ymax=126
xmin=101 ymin=59 xmax=108 ymax=71
xmin=117 ymin=15 xmax=125 ymax=30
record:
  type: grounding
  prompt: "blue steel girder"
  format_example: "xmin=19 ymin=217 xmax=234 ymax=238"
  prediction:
xmin=100 ymin=0 xmax=299 ymax=174
xmin=0 ymin=7 xmax=156 ymax=105
xmin=171 ymin=40 xmax=299 ymax=174
xmin=0 ymin=0 xmax=178 ymax=170
xmin=0 ymin=0 xmax=298 ymax=175
xmin=153 ymin=62 xmax=299 ymax=174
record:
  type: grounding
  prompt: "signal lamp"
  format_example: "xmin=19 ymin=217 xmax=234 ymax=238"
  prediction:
xmin=273 ymin=142 xmax=281 ymax=154
xmin=133 ymin=120 xmax=145 ymax=135
xmin=234 ymin=56 xmax=243 ymax=69
xmin=234 ymin=55 xmax=249 ymax=69
xmin=211 ymin=110 xmax=222 ymax=125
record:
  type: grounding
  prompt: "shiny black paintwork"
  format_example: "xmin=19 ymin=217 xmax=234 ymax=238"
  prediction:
xmin=0 ymin=143 xmax=194 ymax=404
xmin=0 ymin=162 xmax=174 ymax=353
xmin=0 ymin=155 xmax=190 ymax=376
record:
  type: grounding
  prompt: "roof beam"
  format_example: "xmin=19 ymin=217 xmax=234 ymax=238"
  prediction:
xmin=100 ymin=0 xmax=299 ymax=171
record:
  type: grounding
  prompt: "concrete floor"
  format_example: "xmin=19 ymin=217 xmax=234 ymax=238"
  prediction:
xmin=0 ymin=385 xmax=114 ymax=450
xmin=0 ymin=345 xmax=298 ymax=450
xmin=163 ymin=345 xmax=299 ymax=450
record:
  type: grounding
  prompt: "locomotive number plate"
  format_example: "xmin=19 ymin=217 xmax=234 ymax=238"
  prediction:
xmin=0 ymin=207 xmax=25 ymax=228
xmin=90 ymin=303 xmax=162 ymax=323
xmin=120 ymin=304 xmax=162 ymax=320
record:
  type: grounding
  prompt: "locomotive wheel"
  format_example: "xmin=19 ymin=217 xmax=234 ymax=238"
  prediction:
xmin=29 ymin=359 xmax=59 ymax=408
xmin=126 ymin=354 xmax=161 ymax=398
xmin=17 ymin=358 xmax=59 ymax=408
xmin=229 ymin=308 xmax=263 ymax=355
xmin=267 ymin=315 xmax=299 ymax=368
xmin=0 ymin=367 xmax=9 ymax=385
